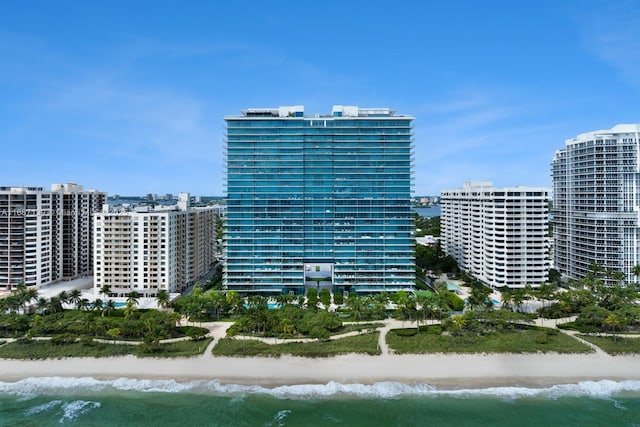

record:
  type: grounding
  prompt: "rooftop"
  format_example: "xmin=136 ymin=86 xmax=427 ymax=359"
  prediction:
xmin=233 ymin=105 xmax=405 ymax=119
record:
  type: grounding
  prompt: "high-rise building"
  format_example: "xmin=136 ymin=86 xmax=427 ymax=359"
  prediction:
xmin=0 ymin=183 xmax=105 ymax=290
xmin=552 ymin=124 xmax=640 ymax=284
xmin=93 ymin=193 xmax=217 ymax=296
xmin=224 ymin=105 xmax=414 ymax=295
xmin=441 ymin=181 xmax=549 ymax=288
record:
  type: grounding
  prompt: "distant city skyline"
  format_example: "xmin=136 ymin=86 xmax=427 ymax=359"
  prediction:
xmin=1 ymin=1 xmax=639 ymax=195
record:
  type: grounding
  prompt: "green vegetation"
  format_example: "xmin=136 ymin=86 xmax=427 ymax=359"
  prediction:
xmin=578 ymin=335 xmax=640 ymax=355
xmin=227 ymin=301 xmax=342 ymax=339
xmin=0 ymin=338 xmax=138 ymax=359
xmin=212 ymin=332 xmax=380 ymax=358
xmin=387 ymin=325 xmax=591 ymax=354
xmin=414 ymin=213 xmax=440 ymax=237
xmin=24 ymin=309 xmax=185 ymax=340
xmin=0 ymin=336 xmax=213 ymax=359
xmin=138 ymin=337 xmax=213 ymax=358
xmin=534 ymin=264 xmax=640 ymax=335
xmin=415 ymin=243 xmax=458 ymax=278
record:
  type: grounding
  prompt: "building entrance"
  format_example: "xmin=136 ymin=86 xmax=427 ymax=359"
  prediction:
xmin=303 ymin=262 xmax=333 ymax=294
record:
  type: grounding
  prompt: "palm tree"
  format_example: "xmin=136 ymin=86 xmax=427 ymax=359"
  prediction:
xmin=20 ymin=288 xmax=39 ymax=312
xmin=105 ymin=300 xmax=116 ymax=317
xmin=500 ymin=289 xmax=513 ymax=311
xmin=347 ymin=295 xmax=366 ymax=322
xmin=612 ymin=271 xmax=626 ymax=286
xmin=126 ymin=290 xmax=140 ymax=307
xmin=225 ymin=291 xmax=243 ymax=317
xmin=107 ymin=327 xmax=121 ymax=344
xmin=511 ymin=289 xmax=526 ymax=313
xmin=47 ymin=296 xmax=64 ymax=314
xmin=99 ymin=284 xmax=112 ymax=299
xmin=35 ymin=297 xmax=49 ymax=315
xmin=537 ymin=282 xmax=558 ymax=310
xmin=6 ymin=295 xmax=23 ymax=313
xmin=589 ymin=262 xmax=605 ymax=279
xmin=69 ymin=289 xmax=82 ymax=310
xmin=169 ymin=311 xmax=182 ymax=328
xmin=93 ymin=298 xmax=104 ymax=315
xmin=604 ymin=313 xmax=623 ymax=341
xmin=77 ymin=298 xmax=90 ymax=311
xmin=124 ymin=300 xmax=137 ymax=319
xmin=57 ymin=290 xmax=70 ymax=306
xmin=156 ymin=290 xmax=170 ymax=309
xmin=633 ymin=264 xmax=640 ymax=284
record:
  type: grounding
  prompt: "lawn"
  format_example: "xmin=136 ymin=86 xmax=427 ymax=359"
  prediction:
xmin=212 ymin=332 xmax=380 ymax=357
xmin=578 ymin=335 xmax=640 ymax=355
xmin=386 ymin=325 xmax=592 ymax=354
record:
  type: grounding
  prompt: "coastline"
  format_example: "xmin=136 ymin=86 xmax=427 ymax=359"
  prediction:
xmin=1 ymin=352 xmax=639 ymax=389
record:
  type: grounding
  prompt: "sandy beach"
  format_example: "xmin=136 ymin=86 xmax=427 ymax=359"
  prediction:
xmin=1 ymin=320 xmax=638 ymax=389
xmin=0 ymin=351 xmax=638 ymax=389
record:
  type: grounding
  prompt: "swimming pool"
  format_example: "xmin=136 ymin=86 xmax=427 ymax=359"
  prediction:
xmin=446 ymin=281 xmax=462 ymax=291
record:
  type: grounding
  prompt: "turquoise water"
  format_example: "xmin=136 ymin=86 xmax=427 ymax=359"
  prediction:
xmin=1 ymin=378 xmax=639 ymax=426
xmin=446 ymin=281 xmax=461 ymax=291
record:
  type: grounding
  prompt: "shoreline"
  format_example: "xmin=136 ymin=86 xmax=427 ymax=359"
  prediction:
xmin=1 ymin=352 xmax=639 ymax=389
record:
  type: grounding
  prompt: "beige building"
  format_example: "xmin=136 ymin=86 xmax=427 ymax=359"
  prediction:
xmin=93 ymin=193 xmax=217 ymax=297
xmin=0 ymin=183 xmax=105 ymax=290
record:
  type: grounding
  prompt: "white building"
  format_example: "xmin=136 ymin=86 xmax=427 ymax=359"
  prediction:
xmin=0 ymin=183 xmax=105 ymax=290
xmin=441 ymin=181 xmax=549 ymax=288
xmin=94 ymin=193 xmax=217 ymax=297
xmin=552 ymin=124 xmax=640 ymax=284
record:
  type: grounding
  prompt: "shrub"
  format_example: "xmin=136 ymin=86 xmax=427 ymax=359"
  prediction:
xmin=79 ymin=336 xmax=94 ymax=346
xmin=319 ymin=288 xmax=331 ymax=307
xmin=309 ymin=326 xmax=330 ymax=341
xmin=443 ymin=292 xmax=465 ymax=311
xmin=186 ymin=326 xmax=209 ymax=341
xmin=50 ymin=334 xmax=77 ymax=345
xmin=427 ymin=325 xmax=443 ymax=335
xmin=333 ymin=292 xmax=344 ymax=305
xmin=393 ymin=329 xmax=418 ymax=337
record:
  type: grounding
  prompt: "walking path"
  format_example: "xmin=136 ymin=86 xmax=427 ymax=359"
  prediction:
xmin=0 ymin=314 xmax=634 ymax=358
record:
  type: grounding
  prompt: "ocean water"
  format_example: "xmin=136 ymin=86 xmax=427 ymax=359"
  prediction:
xmin=412 ymin=206 xmax=441 ymax=218
xmin=0 ymin=378 xmax=639 ymax=426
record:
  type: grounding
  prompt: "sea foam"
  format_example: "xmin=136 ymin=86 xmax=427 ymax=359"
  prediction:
xmin=1 ymin=377 xmax=640 ymax=400
xmin=59 ymin=400 xmax=101 ymax=423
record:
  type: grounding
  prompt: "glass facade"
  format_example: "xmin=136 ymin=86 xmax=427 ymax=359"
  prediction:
xmin=224 ymin=105 xmax=415 ymax=295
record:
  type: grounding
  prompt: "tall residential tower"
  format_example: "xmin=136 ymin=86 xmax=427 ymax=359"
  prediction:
xmin=93 ymin=193 xmax=217 ymax=297
xmin=224 ymin=105 xmax=414 ymax=295
xmin=552 ymin=124 xmax=640 ymax=283
xmin=0 ymin=183 xmax=105 ymax=290
xmin=441 ymin=181 xmax=549 ymax=288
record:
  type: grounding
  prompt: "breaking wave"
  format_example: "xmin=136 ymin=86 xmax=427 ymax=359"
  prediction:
xmin=3 ymin=377 xmax=640 ymax=400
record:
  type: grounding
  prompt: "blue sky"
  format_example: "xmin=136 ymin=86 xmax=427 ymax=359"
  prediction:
xmin=1 ymin=0 xmax=639 ymax=196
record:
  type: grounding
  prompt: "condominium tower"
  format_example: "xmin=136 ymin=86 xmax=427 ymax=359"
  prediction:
xmin=441 ymin=181 xmax=549 ymax=288
xmin=0 ymin=183 xmax=105 ymax=290
xmin=552 ymin=124 xmax=640 ymax=283
xmin=224 ymin=105 xmax=414 ymax=295
xmin=94 ymin=193 xmax=217 ymax=297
